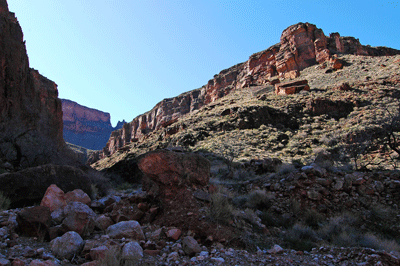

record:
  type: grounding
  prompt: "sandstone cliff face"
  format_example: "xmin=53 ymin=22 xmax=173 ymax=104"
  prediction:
xmin=99 ymin=22 xmax=400 ymax=159
xmin=62 ymin=99 xmax=124 ymax=150
xmin=0 ymin=0 xmax=64 ymax=168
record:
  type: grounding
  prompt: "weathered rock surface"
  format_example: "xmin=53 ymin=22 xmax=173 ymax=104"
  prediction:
xmin=138 ymin=150 xmax=211 ymax=230
xmin=275 ymin=79 xmax=310 ymax=95
xmin=62 ymin=202 xmax=97 ymax=237
xmin=61 ymin=99 xmax=124 ymax=150
xmin=182 ymin=236 xmax=201 ymax=256
xmin=0 ymin=164 xmax=91 ymax=208
xmin=97 ymin=22 xmax=400 ymax=160
xmin=121 ymin=241 xmax=143 ymax=262
xmin=40 ymin=185 xmax=67 ymax=212
xmin=106 ymin=220 xmax=145 ymax=240
xmin=49 ymin=231 xmax=84 ymax=260
xmin=16 ymin=206 xmax=51 ymax=240
xmin=0 ymin=1 xmax=66 ymax=169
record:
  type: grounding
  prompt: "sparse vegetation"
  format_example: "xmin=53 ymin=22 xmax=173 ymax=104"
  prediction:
xmin=209 ymin=191 xmax=234 ymax=224
xmin=0 ymin=191 xmax=10 ymax=211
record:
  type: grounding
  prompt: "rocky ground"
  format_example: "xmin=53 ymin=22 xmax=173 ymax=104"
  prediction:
xmin=1 ymin=148 xmax=400 ymax=265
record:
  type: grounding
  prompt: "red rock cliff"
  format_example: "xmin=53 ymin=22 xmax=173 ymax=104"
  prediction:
xmin=0 ymin=0 xmax=64 ymax=168
xmin=61 ymin=99 xmax=124 ymax=150
xmin=99 ymin=22 xmax=400 ymax=159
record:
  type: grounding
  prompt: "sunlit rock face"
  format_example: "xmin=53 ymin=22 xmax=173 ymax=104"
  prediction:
xmin=61 ymin=99 xmax=124 ymax=150
xmin=97 ymin=22 xmax=400 ymax=160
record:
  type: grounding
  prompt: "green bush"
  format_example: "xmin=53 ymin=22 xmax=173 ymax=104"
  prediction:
xmin=282 ymin=223 xmax=318 ymax=251
xmin=209 ymin=192 xmax=234 ymax=224
xmin=245 ymin=190 xmax=273 ymax=210
xmin=0 ymin=191 xmax=11 ymax=211
xmin=303 ymin=209 xmax=325 ymax=229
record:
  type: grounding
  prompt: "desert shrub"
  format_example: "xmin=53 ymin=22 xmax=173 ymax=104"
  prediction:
xmin=331 ymin=230 xmax=362 ymax=247
xmin=282 ymin=223 xmax=318 ymax=251
xmin=369 ymin=204 xmax=392 ymax=222
xmin=359 ymin=233 xmax=400 ymax=253
xmin=289 ymin=199 xmax=301 ymax=214
xmin=244 ymin=190 xmax=273 ymax=210
xmin=303 ymin=209 xmax=325 ymax=229
xmin=318 ymin=212 xmax=359 ymax=242
xmin=90 ymin=184 xmax=99 ymax=200
xmin=86 ymin=169 xmax=110 ymax=197
xmin=259 ymin=211 xmax=294 ymax=229
xmin=368 ymin=204 xmax=398 ymax=237
xmin=116 ymin=182 xmax=137 ymax=191
xmin=209 ymin=192 xmax=234 ymax=224
xmin=276 ymin=163 xmax=296 ymax=176
xmin=0 ymin=191 xmax=10 ymax=211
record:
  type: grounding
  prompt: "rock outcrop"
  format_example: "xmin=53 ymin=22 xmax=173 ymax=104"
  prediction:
xmin=0 ymin=164 xmax=92 ymax=207
xmin=0 ymin=1 xmax=65 ymax=169
xmin=98 ymin=22 xmax=400 ymax=160
xmin=62 ymin=99 xmax=124 ymax=150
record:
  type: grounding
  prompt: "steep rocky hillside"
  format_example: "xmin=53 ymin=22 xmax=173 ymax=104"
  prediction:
xmin=62 ymin=99 xmax=124 ymax=150
xmin=96 ymin=22 xmax=400 ymax=160
xmin=0 ymin=0 xmax=66 ymax=170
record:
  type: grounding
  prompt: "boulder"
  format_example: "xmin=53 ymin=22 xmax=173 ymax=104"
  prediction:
xmin=0 ymin=164 xmax=92 ymax=208
xmin=106 ymin=221 xmax=145 ymax=240
xmin=89 ymin=245 xmax=108 ymax=261
xmin=16 ymin=206 xmax=51 ymax=240
xmin=62 ymin=202 xmax=97 ymax=237
xmin=49 ymin=231 xmax=84 ymax=260
xmin=182 ymin=236 xmax=201 ymax=256
xmin=108 ymin=199 xmax=144 ymax=223
xmin=95 ymin=215 xmax=114 ymax=231
xmin=65 ymin=189 xmax=91 ymax=206
xmin=121 ymin=241 xmax=143 ymax=262
xmin=40 ymin=184 xmax=67 ymax=212
xmin=275 ymin=80 xmax=310 ymax=95
xmin=165 ymin=228 xmax=181 ymax=241
xmin=138 ymin=150 xmax=210 ymax=228
xmin=138 ymin=150 xmax=210 ymax=192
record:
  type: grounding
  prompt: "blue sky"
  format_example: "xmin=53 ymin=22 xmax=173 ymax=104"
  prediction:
xmin=7 ymin=0 xmax=400 ymax=126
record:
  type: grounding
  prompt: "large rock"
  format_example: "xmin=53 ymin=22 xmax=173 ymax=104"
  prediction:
xmin=138 ymin=150 xmax=210 ymax=228
xmin=62 ymin=202 xmax=97 ymax=237
xmin=138 ymin=150 xmax=210 ymax=189
xmin=61 ymin=99 xmax=124 ymax=150
xmin=16 ymin=206 xmax=51 ymax=240
xmin=0 ymin=164 xmax=92 ymax=208
xmin=49 ymin=231 xmax=84 ymax=260
xmin=0 ymin=1 xmax=66 ymax=169
xmin=95 ymin=22 xmax=400 ymax=161
xmin=40 ymin=184 xmax=67 ymax=212
xmin=106 ymin=220 xmax=145 ymax=240
xmin=121 ymin=241 xmax=143 ymax=262
xmin=275 ymin=79 xmax=310 ymax=95
xmin=182 ymin=236 xmax=201 ymax=256
xmin=65 ymin=189 xmax=91 ymax=206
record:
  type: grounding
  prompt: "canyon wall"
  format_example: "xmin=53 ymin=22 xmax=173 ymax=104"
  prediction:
xmin=0 ymin=0 xmax=65 ymax=169
xmin=61 ymin=99 xmax=124 ymax=150
xmin=99 ymin=22 xmax=400 ymax=159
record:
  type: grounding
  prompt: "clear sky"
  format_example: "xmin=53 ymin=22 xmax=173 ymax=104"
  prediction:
xmin=6 ymin=0 xmax=400 ymax=126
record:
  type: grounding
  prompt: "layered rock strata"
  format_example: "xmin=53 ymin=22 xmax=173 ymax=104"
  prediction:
xmin=62 ymin=99 xmax=124 ymax=150
xmin=0 ymin=0 xmax=64 ymax=168
xmin=99 ymin=22 xmax=400 ymax=159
